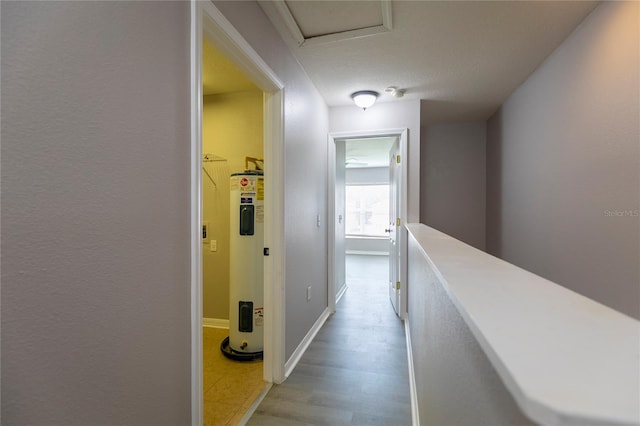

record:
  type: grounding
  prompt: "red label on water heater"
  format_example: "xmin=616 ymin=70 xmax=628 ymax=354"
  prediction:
xmin=240 ymin=177 xmax=249 ymax=187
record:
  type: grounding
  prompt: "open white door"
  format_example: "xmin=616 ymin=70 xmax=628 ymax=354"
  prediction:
xmin=334 ymin=141 xmax=347 ymax=304
xmin=388 ymin=138 xmax=401 ymax=316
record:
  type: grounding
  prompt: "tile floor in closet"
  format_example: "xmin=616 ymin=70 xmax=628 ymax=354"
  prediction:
xmin=203 ymin=327 xmax=266 ymax=426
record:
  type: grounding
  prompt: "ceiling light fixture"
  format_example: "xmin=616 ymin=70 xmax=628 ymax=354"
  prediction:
xmin=351 ymin=90 xmax=379 ymax=110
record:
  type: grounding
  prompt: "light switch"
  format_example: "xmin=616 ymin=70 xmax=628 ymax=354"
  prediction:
xmin=210 ymin=240 xmax=217 ymax=252
xmin=202 ymin=222 xmax=210 ymax=241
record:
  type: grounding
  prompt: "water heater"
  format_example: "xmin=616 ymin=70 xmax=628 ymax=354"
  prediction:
xmin=221 ymin=170 xmax=264 ymax=361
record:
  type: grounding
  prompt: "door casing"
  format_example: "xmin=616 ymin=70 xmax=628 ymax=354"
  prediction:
xmin=190 ymin=2 xmax=286 ymax=425
xmin=327 ymin=128 xmax=408 ymax=317
xmin=388 ymin=138 xmax=401 ymax=315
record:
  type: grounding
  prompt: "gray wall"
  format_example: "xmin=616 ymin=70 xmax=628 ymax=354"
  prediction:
xmin=408 ymin=234 xmax=534 ymax=426
xmin=1 ymin=2 xmax=191 ymax=425
xmin=214 ymin=1 xmax=330 ymax=359
xmin=421 ymin=123 xmax=487 ymax=250
xmin=346 ymin=167 xmax=389 ymax=185
xmin=486 ymin=1 xmax=639 ymax=319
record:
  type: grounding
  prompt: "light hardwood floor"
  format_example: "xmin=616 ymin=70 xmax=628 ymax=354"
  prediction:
xmin=247 ymin=254 xmax=412 ymax=425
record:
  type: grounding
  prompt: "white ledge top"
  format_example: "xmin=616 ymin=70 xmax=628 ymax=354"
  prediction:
xmin=406 ymin=223 xmax=640 ymax=426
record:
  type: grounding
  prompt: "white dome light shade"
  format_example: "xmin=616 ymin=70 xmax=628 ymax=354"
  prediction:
xmin=351 ymin=90 xmax=379 ymax=110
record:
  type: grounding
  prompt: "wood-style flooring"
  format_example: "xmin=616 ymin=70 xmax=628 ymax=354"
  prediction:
xmin=247 ymin=254 xmax=412 ymax=426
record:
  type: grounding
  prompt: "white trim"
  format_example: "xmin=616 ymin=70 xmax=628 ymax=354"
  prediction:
xmin=237 ymin=383 xmax=273 ymax=426
xmin=202 ymin=3 xmax=283 ymax=91
xmin=345 ymin=250 xmax=389 ymax=256
xmin=200 ymin=2 xmax=287 ymax=385
xmin=345 ymin=236 xmax=389 ymax=255
xmin=262 ymin=0 xmax=392 ymax=47
xmin=189 ymin=2 xmax=203 ymax=425
xmin=262 ymin=89 xmax=286 ymax=384
xmin=328 ymin=128 xmax=408 ymax=320
xmin=302 ymin=25 xmax=391 ymax=47
xmin=330 ymin=128 xmax=406 ymax=140
xmin=327 ymin=134 xmax=337 ymax=314
xmin=336 ymin=283 xmax=348 ymax=304
xmin=192 ymin=3 xmax=287 ymax=421
xmin=345 ymin=235 xmax=389 ymax=239
xmin=380 ymin=0 xmax=393 ymax=31
xmin=269 ymin=0 xmax=305 ymax=46
xmin=404 ymin=318 xmax=420 ymax=426
xmin=202 ymin=318 xmax=229 ymax=329
xmin=399 ymin=129 xmax=408 ymax=320
xmin=284 ymin=307 xmax=331 ymax=378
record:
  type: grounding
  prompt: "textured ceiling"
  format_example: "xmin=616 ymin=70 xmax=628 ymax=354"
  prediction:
xmin=260 ymin=1 xmax=599 ymax=123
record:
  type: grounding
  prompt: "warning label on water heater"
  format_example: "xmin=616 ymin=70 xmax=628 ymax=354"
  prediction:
xmin=257 ymin=179 xmax=264 ymax=201
xmin=254 ymin=307 xmax=264 ymax=326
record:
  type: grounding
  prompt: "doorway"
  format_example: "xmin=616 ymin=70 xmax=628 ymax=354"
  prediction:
xmin=328 ymin=129 xmax=408 ymax=318
xmin=190 ymin=2 xmax=286 ymax=425
xmin=201 ymin=37 xmax=265 ymax=425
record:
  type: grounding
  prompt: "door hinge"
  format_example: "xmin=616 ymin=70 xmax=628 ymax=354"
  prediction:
xmin=396 ymin=281 xmax=401 ymax=290
xmin=396 ymin=218 xmax=400 ymax=226
xmin=396 ymin=155 xmax=401 ymax=164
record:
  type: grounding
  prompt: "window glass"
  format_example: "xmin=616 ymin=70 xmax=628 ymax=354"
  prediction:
xmin=345 ymin=185 xmax=389 ymax=237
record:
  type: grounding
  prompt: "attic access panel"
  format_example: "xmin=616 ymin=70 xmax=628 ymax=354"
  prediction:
xmin=274 ymin=0 xmax=392 ymax=47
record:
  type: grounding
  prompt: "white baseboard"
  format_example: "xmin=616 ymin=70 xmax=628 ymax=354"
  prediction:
xmin=405 ymin=318 xmax=420 ymax=426
xmin=284 ymin=307 xmax=331 ymax=378
xmin=202 ymin=318 xmax=229 ymax=329
xmin=345 ymin=250 xmax=389 ymax=256
xmin=237 ymin=382 xmax=273 ymax=426
xmin=336 ymin=283 xmax=348 ymax=303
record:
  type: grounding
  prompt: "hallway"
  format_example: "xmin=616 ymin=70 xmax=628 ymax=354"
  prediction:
xmin=247 ymin=254 xmax=412 ymax=425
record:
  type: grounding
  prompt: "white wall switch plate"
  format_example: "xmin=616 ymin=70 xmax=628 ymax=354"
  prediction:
xmin=210 ymin=240 xmax=217 ymax=252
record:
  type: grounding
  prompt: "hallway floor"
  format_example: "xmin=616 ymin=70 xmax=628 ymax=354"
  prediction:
xmin=247 ymin=254 xmax=412 ymax=425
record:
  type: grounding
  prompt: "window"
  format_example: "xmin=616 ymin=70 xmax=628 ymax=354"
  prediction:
xmin=345 ymin=185 xmax=389 ymax=237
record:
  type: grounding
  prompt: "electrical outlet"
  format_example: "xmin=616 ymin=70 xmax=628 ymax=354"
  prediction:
xmin=210 ymin=240 xmax=217 ymax=252
xmin=307 ymin=285 xmax=312 ymax=301
xmin=316 ymin=215 xmax=321 ymax=228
